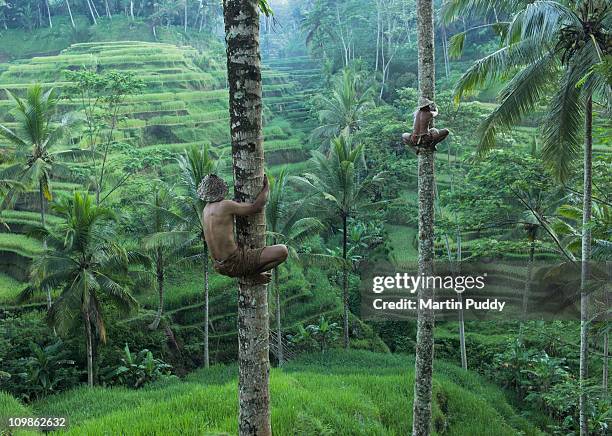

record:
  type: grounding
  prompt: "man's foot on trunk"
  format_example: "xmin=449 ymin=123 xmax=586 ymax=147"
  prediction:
xmin=247 ymin=271 xmax=272 ymax=285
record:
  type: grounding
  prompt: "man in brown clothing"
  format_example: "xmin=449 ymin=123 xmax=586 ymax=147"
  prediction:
xmin=402 ymin=97 xmax=449 ymax=153
xmin=198 ymin=174 xmax=288 ymax=284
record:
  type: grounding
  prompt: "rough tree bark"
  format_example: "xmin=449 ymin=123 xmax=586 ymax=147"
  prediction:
xmin=412 ymin=0 xmax=436 ymax=434
xmin=204 ymin=249 xmax=210 ymax=368
xmin=223 ymin=1 xmax=271 ymax=434
xmin=579 ymin=96 xmax=593 ymax=436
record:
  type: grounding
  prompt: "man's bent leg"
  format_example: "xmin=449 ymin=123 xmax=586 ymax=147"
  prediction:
xmin=429 ymin=128 xmax=449 ymax=147
xmin=255 ymin=245 xmax=289 ymax=274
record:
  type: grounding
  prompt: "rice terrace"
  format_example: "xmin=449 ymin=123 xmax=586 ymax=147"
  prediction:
xmin=0 ymin=1 xmax=609 ymax=435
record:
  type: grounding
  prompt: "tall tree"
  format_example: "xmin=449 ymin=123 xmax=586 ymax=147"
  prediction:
xmin=44 ymin=0 xmax=52 ymax=28
xmin=412 ymin=0 xmax=437 ymax=433
xmin=23 ymin=192 xmax=138 ymax=386
xmin=312 ymin=68 xmax=375 ymax=145
xmin=266 ymin=168 xmax=324 ymax=365
xmin=143 ymin=146 xmax=221 ymax=365
xmin=0 ymin=84 xmax=82 ymax=310
xmin=449 ymin=2 xmax=610 ymax=432
xmin=295 ymin=134 xmax=385 ymax=349
xmin=85 ymin=0 xmax=97 ymax=24
xmin=223 ymin=0 xmax=272 ymax=433
xmin=65 ymin=0 xmax=75 ymax=28
xmin=138 ymin=185 xmax=191 ymax=330
xmin=0 ymin=86 xmax=77 ymax=230
xmin=175 ymin=145 xmax=220 ymax=368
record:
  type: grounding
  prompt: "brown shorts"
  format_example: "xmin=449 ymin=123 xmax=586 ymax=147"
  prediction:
xmin=213 ymin=246 xmax=265 ymax=278
xmin=411 ymin=129 xmax=449 ymax=146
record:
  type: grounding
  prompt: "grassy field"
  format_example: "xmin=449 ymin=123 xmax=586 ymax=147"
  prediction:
xmin=0 ymin=350 xmax=543 ymax=435
xmin=0 ymin=234 xmax=43 ymax=257
xmin=0 ymin=273 xmax=26 ymax=305
xmin=387 ymin=224 xmax=418 ymax=264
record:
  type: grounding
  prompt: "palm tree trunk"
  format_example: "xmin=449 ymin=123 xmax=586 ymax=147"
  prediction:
xmin=375 ymin=1 xmax=380 ymax=72
xmin=39 ymin=182 xmax=52 ymax=309
xmin=342 ymin=213 xmax=349 ymax=348
xmin=579 ymin=96 xmax=593 ymax=436
xmin=413 ymin=0 xmax=436 ymax=434
xmin=90 ymin=0 xmax=101 ymax=18
xmin=184 ymin=0 xmax=188 ymax=32
xmin=223 ymin=1 xmax=271 ymax=434
xmin=104 ymin=0 xmax=112 ymax=19
xmin=204 ymin=252 xmax=210 ymax=368
xmin=84 ymin=309 xmax=94 ymax=387
xmin=149 ymin=254 xmax=164 ymax=330
xmin=85 ymin=0 xmax=97 ymax=25
xmin=38 ymin=183 xmax=46 ymax=230
xmin=65 ymin=0 xmax=75 ymax=28
xmin=604 ymin=261 xmax=609 ymax=394
xmin=274 ymin=268 xmax=283 ymax=366
xmin=456 ymin=232 xmax=466 ymax=370
xmin=522 ymin=238 xmax=535 ymax=316
xmin=603 ymin=328 xmax=608 ymax=394
xmin=44 ymin=0 xmax=52 ymax=28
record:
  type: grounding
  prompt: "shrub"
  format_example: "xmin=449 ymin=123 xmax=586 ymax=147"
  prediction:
xmin=100 ymin=344 xmax=174 ymax=389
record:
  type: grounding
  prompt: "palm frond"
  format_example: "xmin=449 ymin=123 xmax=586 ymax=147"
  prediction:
xmin=0 ymin=124 xmax=28 ymax=148
xmin=477 ymin=53 xmax=557 ymax=153
xmin=453 ymin=36 xmax=548 ymax=103
xmin=541 ymin=51 xmax=595 ymax=181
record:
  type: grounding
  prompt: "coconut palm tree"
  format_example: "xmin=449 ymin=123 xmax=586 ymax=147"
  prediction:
xmin=411 ymin=0 xmax=437 ymax=432
xmin=143 ymin=145 xmax=221 ymax=366
xmin=223 ymin=0 xmax=273 ymax=432
xmin=266 ymin=168 xmax=324 ymax=366
xmin=311 ymin=68 xmax=375 ymax=145
xmin=294 ymin=133 xmax=385 ymax=349
xmin=22 ymin=192 xmax=138 ymax=387
xmin=174 ymin=145 xmax=220 ymax=367
xmin=448 ymin=2 xmax=610 ymax=431
xmin=136 ymin=184 xmax=193 ymax=330
xmin=0 ymin=85 xmax=80 ymax=229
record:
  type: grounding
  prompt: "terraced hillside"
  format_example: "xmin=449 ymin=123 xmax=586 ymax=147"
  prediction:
xmin=0 ymin=40 xmax=369 ymax=364
xmin=0 ymin=40 xmax=320 ymax=280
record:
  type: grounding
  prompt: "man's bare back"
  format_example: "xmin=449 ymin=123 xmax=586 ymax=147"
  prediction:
xmin=199 ymin=174 xmax=288 ymax=282
xmin=203 ymin=200 xmax=243 ymax=262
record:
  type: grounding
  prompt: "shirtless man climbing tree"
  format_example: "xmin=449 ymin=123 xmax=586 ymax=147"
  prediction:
xmin=198 ymin=174 xmax=288 ymax=284
xmin=402 ymin=97 xmax=449 ymax=154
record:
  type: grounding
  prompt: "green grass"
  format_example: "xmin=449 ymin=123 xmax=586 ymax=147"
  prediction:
xmin=0 ymin=233 xmax=43 ymax=257
xmin=0 ymin=392 xmax=38 ymax=436
xmin=0 ymin=210 xmax=61 ymax=227
xmin=387 ymin=224 xmax=418 ymax=264
xmin=19 ymin=350 xmax=541 ymax=435
xmin=0 ymin=273 xmax=26 ymax=305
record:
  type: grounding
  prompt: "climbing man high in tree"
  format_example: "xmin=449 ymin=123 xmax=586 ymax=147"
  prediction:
xmin=198 ymin=173 xmax=288 ymax=284
xmin=402 ymin=97 xmax=449 ymax=154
